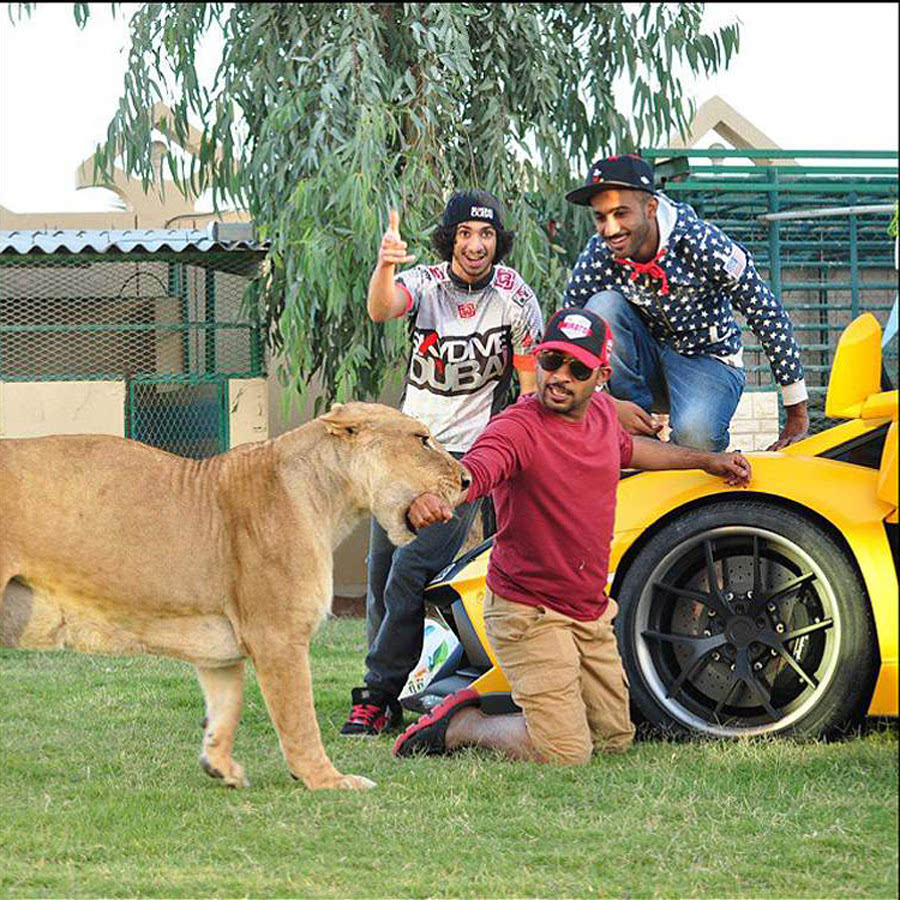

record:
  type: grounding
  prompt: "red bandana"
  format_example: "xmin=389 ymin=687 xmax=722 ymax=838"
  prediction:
xmin=614 ymin=247 xmax=669 ymax=296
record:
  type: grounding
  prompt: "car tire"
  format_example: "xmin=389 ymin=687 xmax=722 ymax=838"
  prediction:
xmin=615 ymin=500 xmax=877 ymax=738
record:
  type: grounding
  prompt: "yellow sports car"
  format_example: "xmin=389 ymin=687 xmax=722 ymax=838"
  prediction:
xmin=411 ymin=313 xmax=898 ymax=737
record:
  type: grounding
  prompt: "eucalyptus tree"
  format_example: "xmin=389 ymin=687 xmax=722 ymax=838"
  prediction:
xmin=24 ymin=3 xmax=740 ymax=408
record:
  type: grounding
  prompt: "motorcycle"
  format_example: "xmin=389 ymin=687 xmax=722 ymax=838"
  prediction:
xmin=400 ymin=534 xmax=519 ymax=717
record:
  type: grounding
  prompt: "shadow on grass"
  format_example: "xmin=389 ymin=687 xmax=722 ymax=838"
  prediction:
xmin=630 ymin=712 xmax=898 ymax=744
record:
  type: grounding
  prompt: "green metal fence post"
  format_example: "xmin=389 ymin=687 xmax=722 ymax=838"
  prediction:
xmin=168 ymin=261 xmax=190 ymax=372
xmin=125 ymin=378 xmax=133 ymax=439
xmin=767 ymin=168 xmax=782 ymax=304
xmin=204 ymin=268 xmax=217 ymax=373
xmin=817 ymin=232 xmax=829 ymax=398
xmin=849 ymin=191 xmax=860 ymax=318
xmin=250 ymin=311 xmax=263 ymax=376
xmin=218 ymin=377 xmax=230 ymax=452
xmin=245 ymin=279 xmax=264 ymax=376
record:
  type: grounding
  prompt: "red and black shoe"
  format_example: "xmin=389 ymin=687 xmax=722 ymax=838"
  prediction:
xmin=392 ymin=688 xmax=481 ymax=757
xmin=339 ymin=687 xmax=403 ymax=736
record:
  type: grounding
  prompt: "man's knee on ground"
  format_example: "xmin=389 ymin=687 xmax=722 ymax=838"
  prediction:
xmin=594 ymin=728 xmax=635 ymax=755
xmin=540 ymin=741 xmax=593 ymax=767
xmin=527 ymin=719 xmax=593 ymax=766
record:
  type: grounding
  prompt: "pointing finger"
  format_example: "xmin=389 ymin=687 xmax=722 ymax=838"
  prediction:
xmin=388 ymin=208 xmax=400 ymax=235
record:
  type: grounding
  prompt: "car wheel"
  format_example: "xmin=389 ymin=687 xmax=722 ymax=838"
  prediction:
xmin=615 ymin=500 xmax=877 ymax=738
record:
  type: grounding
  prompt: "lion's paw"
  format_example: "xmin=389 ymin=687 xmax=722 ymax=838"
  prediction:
xmin=200 ymin=753 xmax=250 ymax=789
xmin=336 ymin=773 xmax=376 ymax=790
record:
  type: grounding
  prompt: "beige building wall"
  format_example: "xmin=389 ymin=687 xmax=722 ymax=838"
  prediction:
xmin=228 ymin=378 xmax=269 ymax=448
xmin=0 ymin=377 xmax=272 ymax=446
xmin=0 ymin=381 xmax=126 ymax=438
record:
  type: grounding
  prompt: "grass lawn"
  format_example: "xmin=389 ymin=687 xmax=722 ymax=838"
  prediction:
xmin=1 ymin=616 xmax=897 ymax=899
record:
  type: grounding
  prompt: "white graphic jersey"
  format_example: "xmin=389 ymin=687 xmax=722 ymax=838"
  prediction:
xmin=395 ymin=262 xmax=544 ymax=452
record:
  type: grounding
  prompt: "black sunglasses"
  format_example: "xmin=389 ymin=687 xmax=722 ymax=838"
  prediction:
xmin=536 ymin=350 xmax=596 ymax=382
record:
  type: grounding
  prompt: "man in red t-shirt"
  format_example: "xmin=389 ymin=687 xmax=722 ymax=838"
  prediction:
xmin=392 ymin=307 xmax=752 ymax=765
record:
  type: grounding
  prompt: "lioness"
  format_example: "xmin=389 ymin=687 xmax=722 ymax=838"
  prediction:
xmin=0 ymin=402 xmax=467 ymax=790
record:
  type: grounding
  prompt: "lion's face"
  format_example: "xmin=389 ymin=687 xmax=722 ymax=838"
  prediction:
xmin=366 ymin=426 xmax=466 ymax=546
xmin=321 ymin=403 xmax=467 ymax=545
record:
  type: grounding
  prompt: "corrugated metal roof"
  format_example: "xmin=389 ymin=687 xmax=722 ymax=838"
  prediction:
xmin=0 ymin=227 xmax=267 ymax=256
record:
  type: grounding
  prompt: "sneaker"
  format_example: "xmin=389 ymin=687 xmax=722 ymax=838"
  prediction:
xmin=392 ymin=688 xmax=481 ymax=757
xmin=339 ymin=687 xmax=403 ymax=736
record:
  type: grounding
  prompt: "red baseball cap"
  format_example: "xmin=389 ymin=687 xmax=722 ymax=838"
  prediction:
xmin=533 ymin=308 xmax=613 ymax=369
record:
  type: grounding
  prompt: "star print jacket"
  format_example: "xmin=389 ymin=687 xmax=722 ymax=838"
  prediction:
xmin=563 ymin=196 xmax=807 ymax=405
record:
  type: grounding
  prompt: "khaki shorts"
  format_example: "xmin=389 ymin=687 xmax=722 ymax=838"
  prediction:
xmin=483 ymin=588 xmax=635 ymax=765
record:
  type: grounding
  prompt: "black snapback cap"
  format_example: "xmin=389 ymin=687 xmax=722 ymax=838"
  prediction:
xmin=565 ymin=154 xmax=656 ymax=206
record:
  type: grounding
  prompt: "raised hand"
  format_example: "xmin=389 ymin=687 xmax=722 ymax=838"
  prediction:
xmin=378 ymin=208 xmax=416 ymax=269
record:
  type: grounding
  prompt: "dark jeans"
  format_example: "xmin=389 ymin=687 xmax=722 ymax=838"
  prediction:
xmin=363 ymin=497 xmax=481 ymax=699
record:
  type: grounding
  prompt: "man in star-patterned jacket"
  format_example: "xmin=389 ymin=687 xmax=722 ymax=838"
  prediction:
xmin=562 ymin=154 xmax=809 ymax=452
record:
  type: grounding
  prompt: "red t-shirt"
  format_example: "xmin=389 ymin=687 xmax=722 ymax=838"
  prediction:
xmin=463 ymin=392 xmax=632 ymax=621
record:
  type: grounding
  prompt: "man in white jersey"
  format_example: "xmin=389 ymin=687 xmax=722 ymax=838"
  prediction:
xmin=340 ymin=190 xmax=544 ymax=735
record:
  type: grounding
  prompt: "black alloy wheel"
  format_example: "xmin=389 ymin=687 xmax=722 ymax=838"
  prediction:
xmin=615 ymin=501 xmax=878 ymax=738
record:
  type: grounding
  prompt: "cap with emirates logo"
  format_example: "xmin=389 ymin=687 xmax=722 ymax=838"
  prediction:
xmin=533 ymin=308 xmax=613 ymax=369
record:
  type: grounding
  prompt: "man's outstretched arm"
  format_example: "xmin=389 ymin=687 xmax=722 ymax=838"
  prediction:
xmin=629 ymin=437 xmax=752 ymax=487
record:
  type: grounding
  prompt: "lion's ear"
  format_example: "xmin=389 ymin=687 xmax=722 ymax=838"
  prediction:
xmin=321 ymin=403 xmax=361 ymax=439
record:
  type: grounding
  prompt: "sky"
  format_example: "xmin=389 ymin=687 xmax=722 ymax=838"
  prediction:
xmin=1 ymin=2 xmax=897 ymax=215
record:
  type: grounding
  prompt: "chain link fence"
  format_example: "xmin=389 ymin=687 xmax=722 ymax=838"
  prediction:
xmin=0 ymin=234 xmax=267 ymax=457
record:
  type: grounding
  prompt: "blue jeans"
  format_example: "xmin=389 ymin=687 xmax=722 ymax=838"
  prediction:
xmin=364 ymin=497 xmax=481 ymax=699
xmin=585 ymin=290 xmax=745 ymax=451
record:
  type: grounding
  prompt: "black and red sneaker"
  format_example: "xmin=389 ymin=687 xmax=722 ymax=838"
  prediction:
xmin=392 ymin=688 xmax=481 ymax=757
xmin=339 ymin=687 xmax=403 ymax=736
